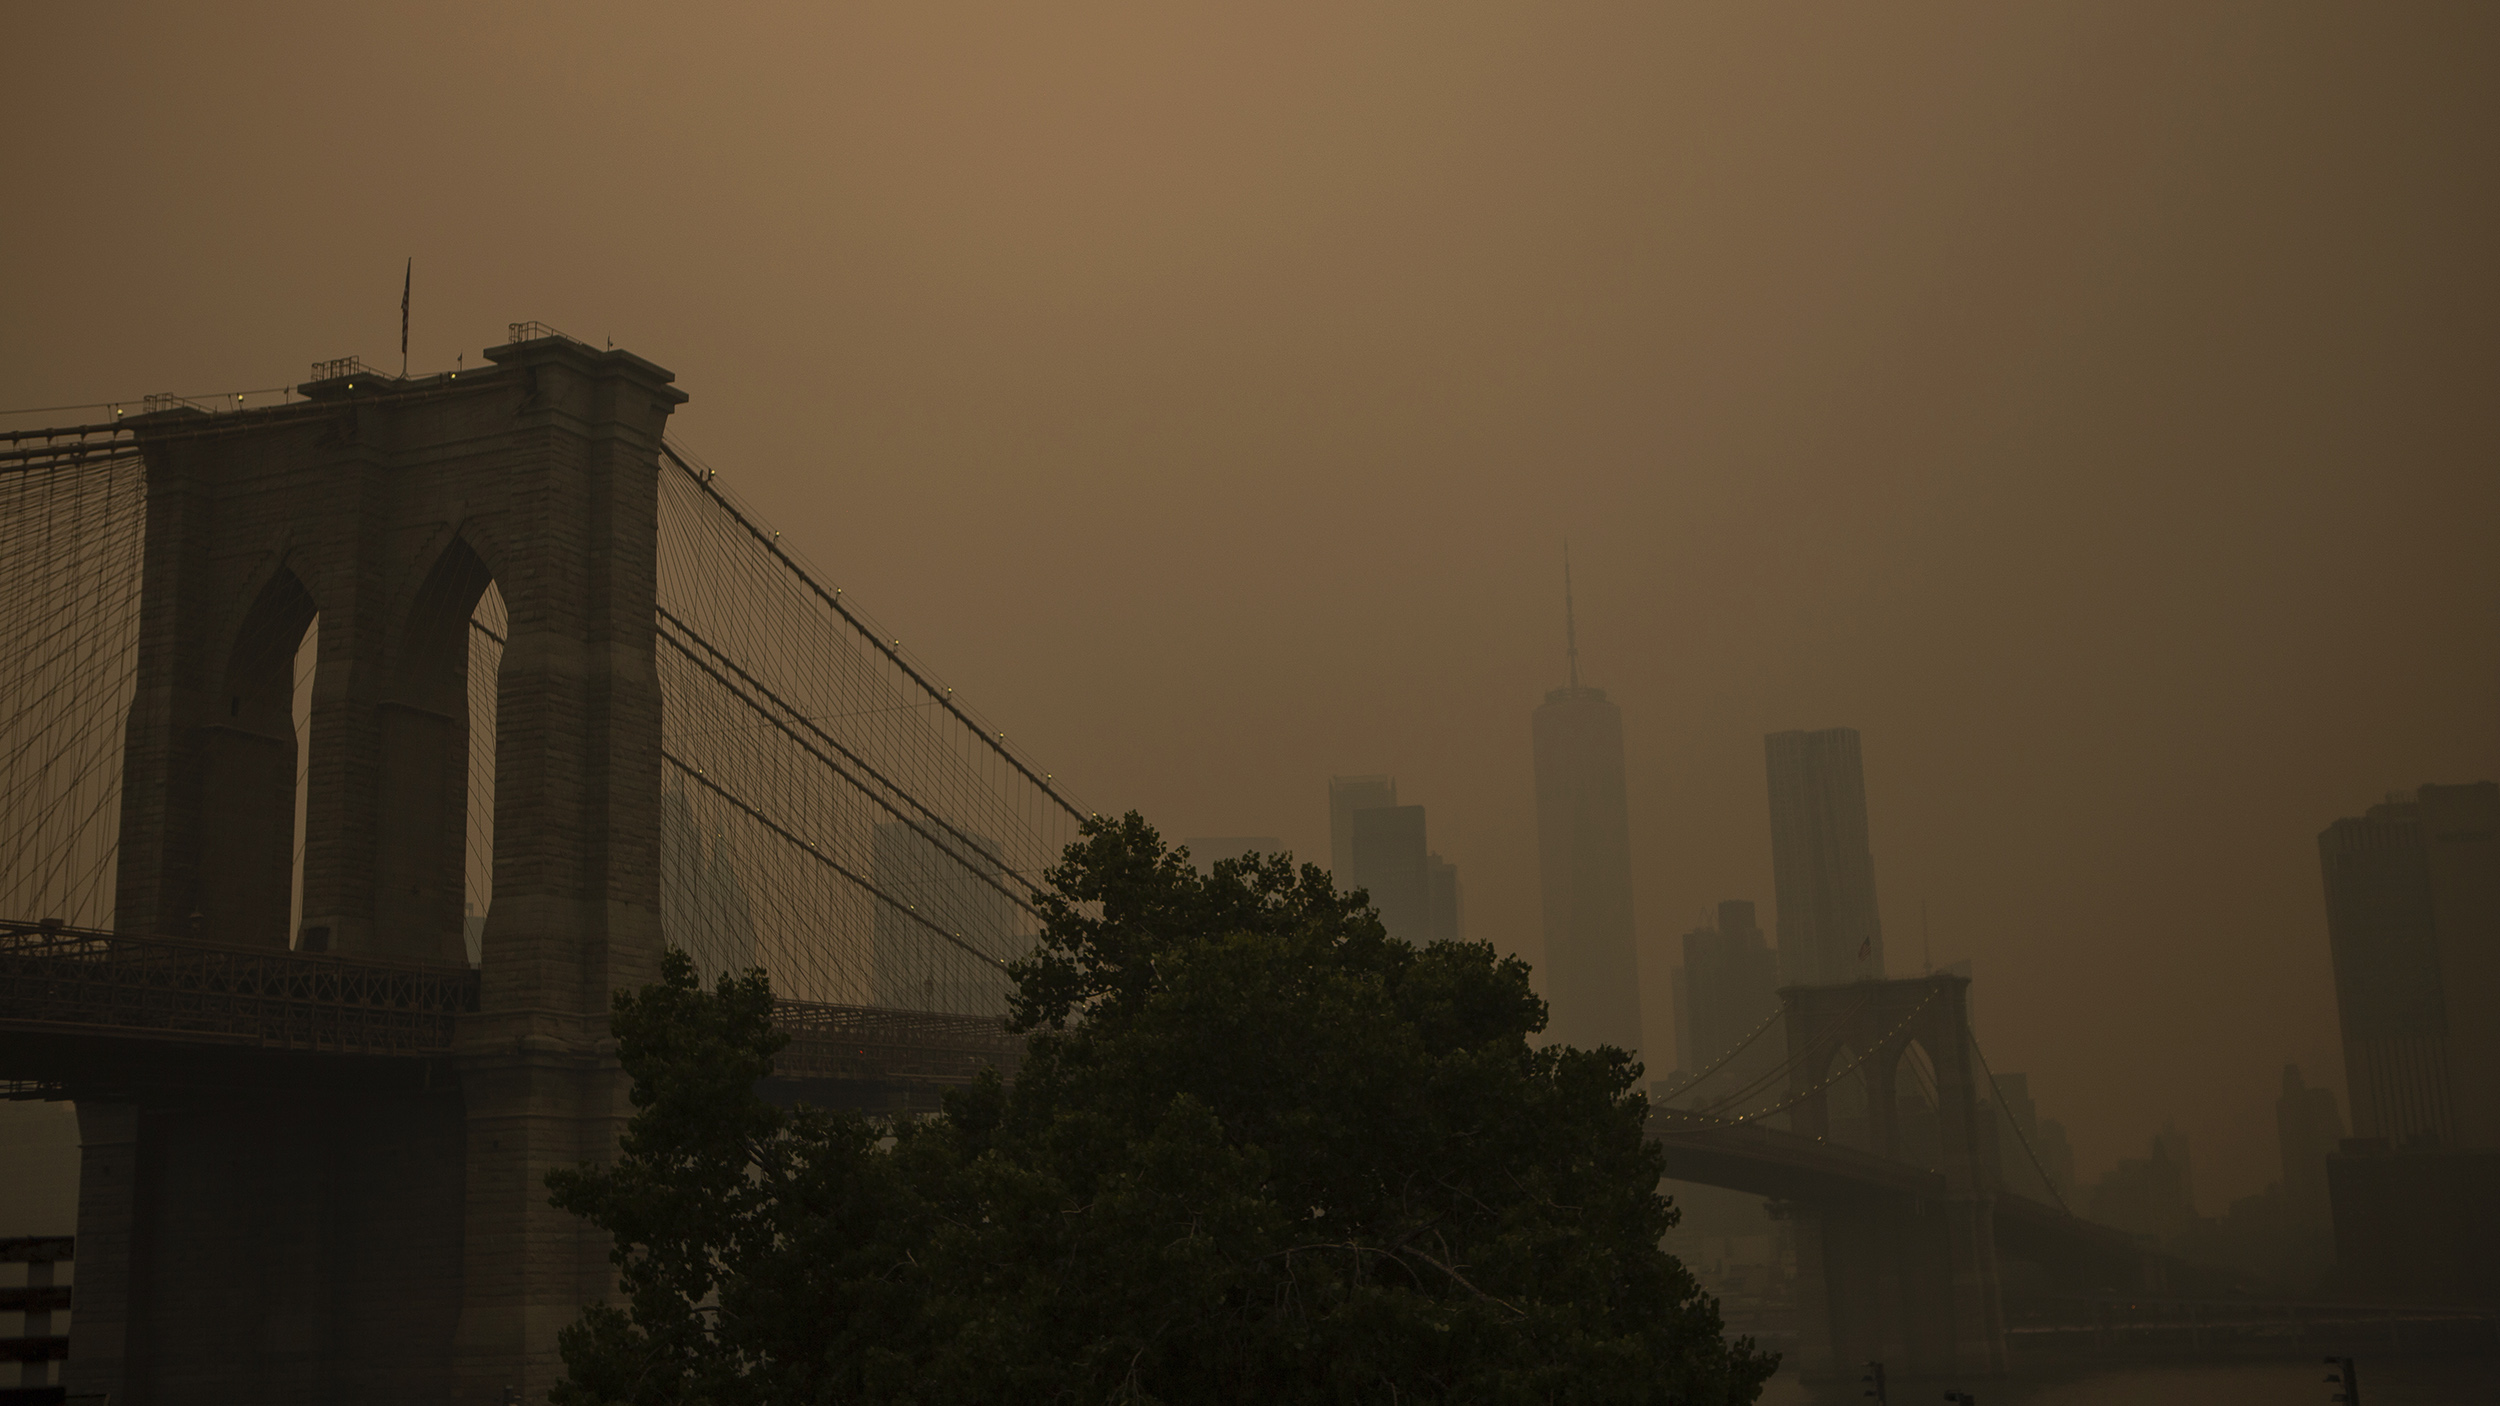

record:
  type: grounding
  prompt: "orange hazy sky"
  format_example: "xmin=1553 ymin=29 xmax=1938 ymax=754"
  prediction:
xmin=3 ymin=3 xmax=2494 ymax=1208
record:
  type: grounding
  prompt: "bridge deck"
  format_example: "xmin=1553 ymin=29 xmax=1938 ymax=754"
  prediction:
xmin=0 ymin=920 xmax=1019 ymax=1101
xmin=1649 ymin=1109 xmax=2142 ymax=1281
xmin=1650 ymin=1111 xmax=1946 ymax=1202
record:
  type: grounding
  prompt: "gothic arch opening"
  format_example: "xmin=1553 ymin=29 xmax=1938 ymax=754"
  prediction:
xmin=1894 ymin=1037 xmax=1942 ymax=1169
xmin=465 ymin=581 xmax=504 ymax=965
xmin=366 ymin=535 xmax=495 ymax=963
xmin=289 ymin=613 xmax=317 ymax=945
xmin=201 ymin=564 xmax=315 ymax=948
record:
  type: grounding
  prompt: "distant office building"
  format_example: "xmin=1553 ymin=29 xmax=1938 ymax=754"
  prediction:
xmin=660 ymin=781 xmax=760 ymax=982
xmin=2087 ymin=1125 xmax=2199 ymax=1247
xmin=1182 ymin=836 xmax=1280 ymax=876
xmin=1329 ymin=775 xmax=1398 ymax=889
xmin=872 ymin=820 xmax=1021 ymax=1015
xmin=2277 ymin=1064 xmax=2345 ymax=1232
xmin=1353 ymin=805 xmax=1429 ymax=943
xmin=1426 ymin=852 xmax=1464 ymax=944
xmin=1667 ymin=901 xmax=1784 ymax=1113
xmin=2327 ymin=1140 xmax=2500 ymax=1298
xmin=1532 ymin=565 xmax=1642 ymax=1057
xmin=2317 ymin=782 xmax=2500 ymax=1148
xmin=2154 ymin=1120 xmax=2196 ymax=1212
xmin=1764 ymin=727 xmax=1885 ymax=986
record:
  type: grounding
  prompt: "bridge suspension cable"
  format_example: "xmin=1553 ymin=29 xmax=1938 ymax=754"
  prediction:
xmin=651 ymin=435 xmax=1084 ymax=1012
xmin=658 ymin=442 xmax=1083 ymax=824
xmin=1679 ymin=990 xmax=1882 ymax=1122
xmin=660 ymin=751 xmax=1012 ymax=974
xmin=1651 ymin=1004 xmax=1785 ymax=1106
xmin=1 ymin=410 xmax=1085 ymax=1024
xmin=654 ymin=606 xmax=1040 ymax=923
xmin=1969 ymin=1031 xmax=2072 ymax=1214
xmin=0 ymin=440 xmax=145 ymax=930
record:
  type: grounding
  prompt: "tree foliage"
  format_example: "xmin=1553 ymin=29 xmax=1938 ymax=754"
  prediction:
xmin=551 ymin=813 xmax=1776 ymax=1404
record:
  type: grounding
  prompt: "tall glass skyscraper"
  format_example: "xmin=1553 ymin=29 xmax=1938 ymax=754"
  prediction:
xmin=1764 ymin=726 xmax=1885 ymax=986
xmin=1532 ymin=564 xmax=1642 ymax=1057
xmin=2318 ymin=782 xmax=2500 ymax=1148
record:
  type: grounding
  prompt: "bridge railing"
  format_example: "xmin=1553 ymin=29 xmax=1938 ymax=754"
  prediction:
xmin=0 ymin=919 xmax=480 ymax=1059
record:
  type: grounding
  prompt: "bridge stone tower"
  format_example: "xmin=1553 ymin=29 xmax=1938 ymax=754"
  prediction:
xmin=73 ymin=336 xmax=684 ymax=1404
xmin=1778 ymin=973 xmax=2006 ymax=1379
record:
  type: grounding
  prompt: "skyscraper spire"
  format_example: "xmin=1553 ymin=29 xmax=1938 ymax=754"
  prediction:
xmin=1563 ymin=547 xmax=1580 ymax=691
xmin=1534 ymin=546 xmax=1640 ymax=1059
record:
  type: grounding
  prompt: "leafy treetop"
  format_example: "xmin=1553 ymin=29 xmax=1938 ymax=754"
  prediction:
xmin=550 ymin=812 xmax=1777 ymax=1405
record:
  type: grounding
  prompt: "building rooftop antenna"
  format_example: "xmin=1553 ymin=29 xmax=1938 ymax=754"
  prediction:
xmin=1564 ymin=546 xmax=1580 ymax=691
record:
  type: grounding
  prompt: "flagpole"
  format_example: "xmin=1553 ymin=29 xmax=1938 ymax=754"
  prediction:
xmin=401 ymin=258 xmax=411 ymax=378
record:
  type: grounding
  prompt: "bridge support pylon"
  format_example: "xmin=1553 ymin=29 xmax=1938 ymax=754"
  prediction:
xmin=1779 ymin=974 xmax=2007 ymax=1380
xmin=63 ymin=334 xmax=684 ymax=1405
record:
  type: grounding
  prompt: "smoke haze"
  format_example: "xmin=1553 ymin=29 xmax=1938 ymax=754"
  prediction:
xmin=2 ymin=3 xmax=2493 ymax=1211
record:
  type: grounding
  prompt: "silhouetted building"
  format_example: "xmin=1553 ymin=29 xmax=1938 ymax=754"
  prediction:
xmin=2155 ymin=1121 xmax=2196 ymax=1210
xmin=2277 ymin=1063 xmax=2345 ymax=1232
xmin=1331 ymin=780 xmax=1457 ymax=946
xmin=660 ymin=781 xmax=760 ymax=981
xmin=1426 ymin=852 xmax=1464 ymax=944
xmin=2326 ymin=1139 xmax=2500 ymax=1298
xmin=2317 ymin=782 xmax=2500 ymax=1147
xmin=2086 ymin=1124 xmax=2198 ymax=1248
xmin=1667 ymin=900 xmax=1784 ymax=1112
xmin=1329 ymin=775 xmax=1397 ymax=889
xmin=1765 ymin=727 xmax=1885 ymax=986
xmin=1532 ymin=565 xmax=1641 ymax=1057
xmin=872 ymin=820 xmax=1020 ymax=1014
xmin=1182 ymin=835 xmax=1279 ymax=876
xmin=1353 ymin=804 xmax=1429 ymax=944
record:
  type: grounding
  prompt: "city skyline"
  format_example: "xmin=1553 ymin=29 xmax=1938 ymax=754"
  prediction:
xmin=5 ymin=1 xmax=2492 ymax=1220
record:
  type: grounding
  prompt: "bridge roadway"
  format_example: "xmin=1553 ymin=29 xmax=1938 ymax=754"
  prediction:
xmin=5 ymin=916 xmax=2121 ymax=1270
xmin=0 ymin=919 xmax=1019 ymax=1110
xmin=1648 ymin=1111 xmax=2145 ymax=1289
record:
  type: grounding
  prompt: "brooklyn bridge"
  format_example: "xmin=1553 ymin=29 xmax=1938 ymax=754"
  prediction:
xmin=2 ymin=331 xmax=2144 ymax=1402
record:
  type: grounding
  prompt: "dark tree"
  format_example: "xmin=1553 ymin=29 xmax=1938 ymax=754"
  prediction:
xmin=552 ymin=813 xmax=1775 ymax=1405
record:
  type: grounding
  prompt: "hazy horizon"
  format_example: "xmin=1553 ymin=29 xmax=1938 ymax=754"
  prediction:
xmin=4 ymin=2 xmax=2494 ymax=1214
